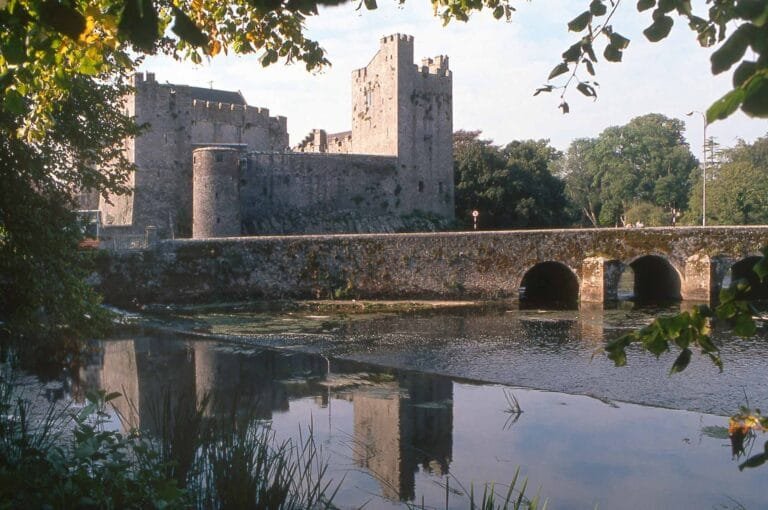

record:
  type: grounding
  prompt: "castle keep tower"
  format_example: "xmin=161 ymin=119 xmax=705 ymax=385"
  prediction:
xmin=351 ymin=34 xmax=454 ymax=219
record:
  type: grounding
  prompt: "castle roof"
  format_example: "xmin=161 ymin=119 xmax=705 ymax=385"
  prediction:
xmin=185 ymin=85 xmax=246 ymax=105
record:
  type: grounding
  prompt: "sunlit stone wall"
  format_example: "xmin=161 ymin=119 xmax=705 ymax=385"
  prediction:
xmin=94 ymin=227 xmax=768 ymax=306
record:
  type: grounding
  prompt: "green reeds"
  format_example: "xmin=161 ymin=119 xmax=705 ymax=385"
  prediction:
xmin=0 ymin=367 xmax=339 ymax=509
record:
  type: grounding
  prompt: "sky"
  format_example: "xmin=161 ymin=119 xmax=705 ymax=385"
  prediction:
xmin=142 ymin=0 xmax=767 ymax=160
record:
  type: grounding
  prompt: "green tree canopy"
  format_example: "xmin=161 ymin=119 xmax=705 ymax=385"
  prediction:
xmin=687 ymin=134 xmax=768 ymax=225
xmin=562 ymin=114 xmax=698 ymax=227
xmin=454 ymin=131 xmax=572 ymax=229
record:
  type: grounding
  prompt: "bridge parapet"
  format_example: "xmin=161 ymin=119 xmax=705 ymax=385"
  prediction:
xmin=94 ymin=226 xmax=768 ymax=306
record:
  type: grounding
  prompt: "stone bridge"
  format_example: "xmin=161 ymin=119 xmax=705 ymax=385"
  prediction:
xmin=96 ymin=226 xmax=768 ymax=307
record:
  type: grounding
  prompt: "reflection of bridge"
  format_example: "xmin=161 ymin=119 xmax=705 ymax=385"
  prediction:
xmin=98 ymin=226 xmax=768 ymax=308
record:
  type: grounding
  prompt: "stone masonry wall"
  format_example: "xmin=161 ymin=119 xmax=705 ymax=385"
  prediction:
xmin=239 ymin=152 xmax=402 ymax=234
xmin=99 ymin=72 xmax=288 ymax=238
xmin=95 ymin=227 xmax=768 ymax=306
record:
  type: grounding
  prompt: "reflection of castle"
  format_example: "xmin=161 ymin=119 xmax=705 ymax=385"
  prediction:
xmin=84 ymin=338 xmax=327 ymax=433
xmin=92 ymin=34 xmax=454 ymax=240
xmin=352 ymin=373 xmax=453 ymax=501
xmin=81 ymin=338 xmax=454 ymax=504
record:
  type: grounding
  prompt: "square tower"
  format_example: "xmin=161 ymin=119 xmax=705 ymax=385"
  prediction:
xmin=351 ymin=34 xmax=454 ymax=219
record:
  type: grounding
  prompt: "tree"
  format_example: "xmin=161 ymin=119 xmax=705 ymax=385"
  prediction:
xmin=562 ymin=114 xmax=698 ymax=227
xmin=686 ymin=134 xmax=768 ymax=225
xmin=454 ymin=131 xmax=571 ymax=229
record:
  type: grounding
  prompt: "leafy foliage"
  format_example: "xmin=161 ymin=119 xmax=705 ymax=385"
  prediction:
xmin=0 ymin=385 xmax=187 ymax=509
xmin=540 ymin=0 xmax=768 ymax=121
xmin=688 ymin=134 xmax=768 ymax=225
xmin=561 ymin=114 xmax=698 ymax=226
xmin=454 ymin=131 xmax=572 ymax=229
xmin=605 ymin=247 xmax=768 ymax=374
xmin=0 ymin=373 xmax=339 ymax=509
xmin=729 ymin=406 xmax=768 ymax=471
xmin=0 ymin=73 xmax=140 ymax=363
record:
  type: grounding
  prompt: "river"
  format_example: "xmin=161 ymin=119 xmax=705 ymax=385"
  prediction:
xmin=18 ymin=304 xmax=768 ymax=509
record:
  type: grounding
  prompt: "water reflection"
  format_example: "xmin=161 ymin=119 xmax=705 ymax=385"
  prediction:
xmin=64 ymin=333 xmax=768 ymax=509
xmin=78 ymin=337 xmax=453 ymax=504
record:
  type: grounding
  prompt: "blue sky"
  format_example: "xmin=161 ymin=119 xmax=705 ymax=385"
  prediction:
xmin=144 ymin=0 xmax=767 ymax=160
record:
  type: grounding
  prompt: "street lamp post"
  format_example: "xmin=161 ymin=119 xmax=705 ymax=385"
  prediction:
xmin=686 ymin=111 xmax=708 ymax=227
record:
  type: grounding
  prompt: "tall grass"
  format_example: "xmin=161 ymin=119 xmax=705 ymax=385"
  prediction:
xmin=0 ymin=366 xmax=338 ymax=509
xmin=1 ymin=366 xmax=544 ymax=510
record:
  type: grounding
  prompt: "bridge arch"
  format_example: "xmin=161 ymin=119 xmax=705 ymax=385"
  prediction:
xmin=728 ymin=256 xmax=768 ymax=300
xmin=519 ymin=261 xmax=579 ymax=310
xmin=623 ymin=254 xmax=682 ymax=303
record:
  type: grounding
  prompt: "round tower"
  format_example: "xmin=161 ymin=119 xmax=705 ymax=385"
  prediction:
xmin=192 ymin=147 xmax=242 ymax=238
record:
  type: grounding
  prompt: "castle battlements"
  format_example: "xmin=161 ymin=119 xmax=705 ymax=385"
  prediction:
xmin=420 ymin=56 xmax=451 ymax=77
xmin=380 ymin=33 xmax=414 ymax=44
xmin=103 ymin=34 xmax=452 ymax=241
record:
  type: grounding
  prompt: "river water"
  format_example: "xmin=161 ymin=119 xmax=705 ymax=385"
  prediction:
xmin=23 ymin=304 xmax=768 ymax=509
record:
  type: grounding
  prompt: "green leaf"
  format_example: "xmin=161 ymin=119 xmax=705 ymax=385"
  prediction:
xmin=604 ymin=44 xmax=623 ymax=62
xmin=568 ymin=11 xmax=592 ymax=32
xmin=548 ymin=62 xmax=569 ymax=80
xmin=710 ymin=24 xmax=753 ymax=75
xmin=643 ymin=15 xmax=674 ymax=42
xmin=584 ymin=59 xmax=595 ymax=75
xmin=589 ymin=0 xmax=607 ymax=16
xmin=753 ymin=252 xmax=768 ymax=281
xmin=706 ymin=88 xmax=745 ymax=122
xmin=733 ymin=61 xmax=759 ymax=87
xmin=3 ymin=88 xmax=24 ymax=114
xmin=38 ymin=0 xmax=86 ymax=39
xmin=4 ymin=36 xmax=26 ymax=64
xmin=669 ymin=348 xmax=692 ymax=374
xmin=363 ymin=0 xmax=377 ymax=9
xmin=609 ymin=32 xmax=630 ymax=50
xmin=637 ymin=0 xmax=655 ymax=12
xmin=697 ymin=334 xmax=718 ymax=354
xmin=706 ymin=352 xmax=723 ymax=372
xmin=533 ymin=85 xmax=553 ymax=96
xmin=644 ymin=330 xmax=669 ymax=356
xmin=657 ymin=0 xmax=675 ymax=13
xmin=562 ymin=42 xmax=582 ymax=62
xmin=118 ymin=0 xmax=159 ymax=52
xmin=171 ymin=7 xmax=209 ymax=48
xmin=576 ymin=82 xmax=596 ymax=97
xmin=733 ymin=312 xmax=757 ymax=337
xmin=104 ymin=391 xmax=122 ymax=402
xmin=559 ymin=101 xmax=570 ymax=114
xmin=735 ymin=0 xmax=768 ymax=25
xmin=741 ymin=71 xmax=768 ymax=117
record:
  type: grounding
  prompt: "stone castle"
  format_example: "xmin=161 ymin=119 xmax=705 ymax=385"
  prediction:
xmin=96 ymin=34 xmax=454 ymax=241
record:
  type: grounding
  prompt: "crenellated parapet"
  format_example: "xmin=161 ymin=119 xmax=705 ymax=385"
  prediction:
xmin=104 ymin=34 xmax=452 ymax=242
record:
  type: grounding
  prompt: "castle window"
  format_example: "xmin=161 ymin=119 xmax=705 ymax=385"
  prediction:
xmin=216 ymin=217 xmax=220 ymax=224
xmin=418 ymin=181 xmax=424 ymax=193
xmin=215 ymin=153 xmax=224 ymax=162
xmin=438 ymin=181 xmax=444 ymax=193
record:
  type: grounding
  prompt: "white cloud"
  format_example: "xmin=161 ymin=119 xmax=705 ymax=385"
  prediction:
xmin=142 ymin=0 xmax=767 ymax=158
